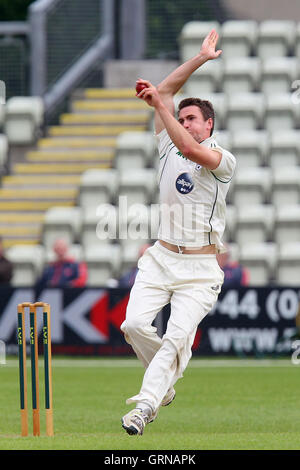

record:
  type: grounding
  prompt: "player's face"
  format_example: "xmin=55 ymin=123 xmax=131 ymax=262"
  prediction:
xmin=178 ymin=105 xmax=213 ymax=143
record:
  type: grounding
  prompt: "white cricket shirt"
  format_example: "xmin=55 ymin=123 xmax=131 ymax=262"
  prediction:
xmin=156 ymin=128 xmax=236 ymax=253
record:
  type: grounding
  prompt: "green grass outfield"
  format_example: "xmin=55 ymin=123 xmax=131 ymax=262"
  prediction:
xmin=1 ymin=357 xmax=300 ymax=450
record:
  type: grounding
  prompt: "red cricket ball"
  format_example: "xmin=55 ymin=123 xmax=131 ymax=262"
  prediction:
xmin=135 ymin=82 xmax=147 ymax=94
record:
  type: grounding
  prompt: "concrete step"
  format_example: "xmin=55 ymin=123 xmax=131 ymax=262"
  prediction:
xmin=26 ymin=150 xmax=114 ymax=162
xmin=38 ymin=137 xmax=117 ymax=149
xmin=0 ymin=200 xmax=75 ymax=211
xmin=0 ymin=188 xmax=77 ymax=199
xmin=60 ymin=112 xmax=150 ymax=125
xmin=2 ymin=175 xmax=81 ymax=187
xmin=48 ymin=125 xmax=147 ymax=136
xmin=13 ymin=162 xmax=111 ymax=174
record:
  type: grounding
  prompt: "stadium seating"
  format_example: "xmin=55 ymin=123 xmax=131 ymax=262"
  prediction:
xmin=4 ymin=97 xmax=44 ymax=145
xmin=222 ymin=57 xmax=261 ymax=94
xmin=267 ymin=130 xmax=300 ymax=168
xmin=220 ymin=20 xmax=258 ymax=59
xmin=230 ymin=167 xmax=272 ymax=207
xmin=264 ymin=93 xmax=299 ymax=132
xmin=296 ymin=22 xmax=300 ymax=59
xmin=184 ymin=59 xmax=223 ymax=94
xmin=79 ymin=168 xmax=118 ymax=208
xmin=3 ymin=20 xmax=300 ymax=287
xmin=274 ymin=205 xmax=300 ymax=244
xmin=81 ymin=206 xmax=116 ymax=249
xmin=42 ymin=206 xmax=82 ymax=250
xmin=260 ymin=57 xmax=299 ymax=95
xmin=226 ymin=93 xmax=265 ymax=132
xmin=277 ymin=242 xmax=300 ymax=285
xmin=179 ymin=21 xmax=220 ymax=62
xmin=115 ymin=131 xmax=156 ymax=170
xmin=84 ymin=244 xmax=121 ymax=286
xmin=256 ymin=20 xmax=296 ymax=59
xmin=231 ymin=130 xmax=268 ymax=168
xmin=271 ymin=167 xmax=300 ymax=207
xmin=118 ymin=168 xmax=157 ymax=208
xmin=239 ymin=242 xmax=277 ymax=285
xmin=0 ymin=134 xmax=8 ymax=173
xmin=6 ymin=244 xmax=45 ymax=286
xmin=235 ymin=204 xmax=275 ymax=245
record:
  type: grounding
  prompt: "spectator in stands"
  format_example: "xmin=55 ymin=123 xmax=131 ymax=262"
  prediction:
xmin=37 ymin=238 xmax=87 ymax=289
xmin=118 ymin=243 xmax=152 ymax=288
xmin=217 ymin=244 xmax=249 ymax=288
xmin=0 ymin=237 xmax=13 ymax=284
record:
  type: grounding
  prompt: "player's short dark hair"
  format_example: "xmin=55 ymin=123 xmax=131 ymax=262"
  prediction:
xmin=178 ymin=98 xmax=215 ymax=136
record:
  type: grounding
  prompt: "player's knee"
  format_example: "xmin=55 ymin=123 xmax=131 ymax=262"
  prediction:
xmin=121 ymin=317 xmax=145 ymax=338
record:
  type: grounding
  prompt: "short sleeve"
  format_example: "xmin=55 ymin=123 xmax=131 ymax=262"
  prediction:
xmin=156 ymin=128 xmax=172 ymax=157
xmin=211 ymin=147 xmax=236 ymax=182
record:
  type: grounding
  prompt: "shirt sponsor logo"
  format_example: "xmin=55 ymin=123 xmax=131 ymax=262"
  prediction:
xmin=175 ymin=173 xmax=194 ymax=194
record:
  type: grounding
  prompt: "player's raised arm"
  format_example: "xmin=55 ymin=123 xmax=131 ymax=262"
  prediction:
xmin=157 ymin=29 xmax=222 ymax=97
xmin=136 ymin=30 xmax=222 ymax=134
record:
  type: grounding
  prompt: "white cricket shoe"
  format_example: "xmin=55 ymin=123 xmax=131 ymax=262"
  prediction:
xmin=149 ymin=387 xmax=176 ymax=423
xmin=121 ymin=408 xmax=151 ymax=436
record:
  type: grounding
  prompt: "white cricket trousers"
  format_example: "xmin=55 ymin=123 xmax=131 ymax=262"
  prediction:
xmin=120 ymin=241 xmax=224 ymax=413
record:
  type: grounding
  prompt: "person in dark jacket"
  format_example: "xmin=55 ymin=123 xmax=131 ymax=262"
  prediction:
xmin=217 ymin=245 xmax=249 ymax=288
xmin=0 ymin=237 xmax=13 ymax=284
xmin=37 ymin=238 xmax=87 ymax=289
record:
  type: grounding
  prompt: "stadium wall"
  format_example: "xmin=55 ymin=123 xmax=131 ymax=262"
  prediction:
xmin=224 ymin=0 xmax=300 ymax=21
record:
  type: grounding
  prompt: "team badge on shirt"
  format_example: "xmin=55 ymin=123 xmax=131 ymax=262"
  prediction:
xmin=175 ymin=173 xmax=194 ymax=194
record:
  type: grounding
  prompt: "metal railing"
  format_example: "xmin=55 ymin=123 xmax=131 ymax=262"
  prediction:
xmin=29 ymin=0 xmax=115 ymax=116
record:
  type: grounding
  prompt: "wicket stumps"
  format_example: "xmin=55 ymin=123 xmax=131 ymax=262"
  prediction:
xmin=17 ymin=302 xmax=54 ymax=437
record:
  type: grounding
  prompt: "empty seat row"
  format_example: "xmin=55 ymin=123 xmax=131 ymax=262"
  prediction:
xmin=184 ymin=57 xmax=300 ymax=95
xmin=229 ymin=242 xmax=300 ymax=286
xmin=180 ymin=20 xmax=300 ymax=61
xmin=78 ymin=168 xmax=158 ymax=207
xmin=117 ymin=129 xmax=300 ymax=169
xmin=77 ymin=166 xmax=300 ymax=209
xmin=6 ymin=240 xmax=300 ymax=287
xmin=5 ymin=240 xmax=149 ymax=287
xmin=225 ymin=204 xmax=300 ymax=245
xmin=227 ymin=166 xmax=300 ymax=207
xmin=174 ymin=92 xmax=300 ymax=132
xmin=42 ymin=205 xmax=158 ymax=251
xmin=0 ymin=97 xmax=44 ymax=145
